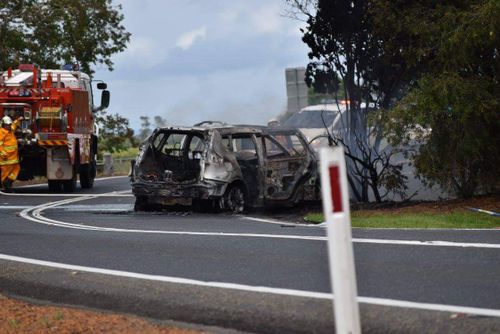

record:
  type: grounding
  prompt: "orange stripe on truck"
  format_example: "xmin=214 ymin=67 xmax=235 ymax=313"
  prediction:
xmin=37 ymin=140 xmax=68 ymax=146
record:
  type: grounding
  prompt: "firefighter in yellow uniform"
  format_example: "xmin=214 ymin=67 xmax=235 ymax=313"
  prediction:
xmin=0 ymin=115 xmax=22 ymax=192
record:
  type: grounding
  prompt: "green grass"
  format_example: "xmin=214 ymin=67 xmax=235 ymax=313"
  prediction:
xmin=111 ymin=147 xmax=139 ymax=158
xmin=304 ymin=211 xmax=499 ymax=229
xmin=96 ymin=147 xmax=139 ymax=176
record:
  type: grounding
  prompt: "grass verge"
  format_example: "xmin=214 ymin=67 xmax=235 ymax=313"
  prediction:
xmin=304 ymin=211 xmax=499 ymax=229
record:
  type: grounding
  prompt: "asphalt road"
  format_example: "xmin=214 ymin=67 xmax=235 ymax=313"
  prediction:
xmin=0 ymin=176 xmax=499 ymax=333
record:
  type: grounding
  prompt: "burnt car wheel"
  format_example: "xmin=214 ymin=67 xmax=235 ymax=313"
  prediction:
xmin=134 ymin=196 xmax=154 ymax=212
xmin=224 ymin=184 xmax=246 ymax=213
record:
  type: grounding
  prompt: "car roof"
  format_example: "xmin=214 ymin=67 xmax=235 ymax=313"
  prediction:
xmin=155 ymin=124 xmax=304 ymax=137
xmin=155 ymin=125 xmax=264 ymax=135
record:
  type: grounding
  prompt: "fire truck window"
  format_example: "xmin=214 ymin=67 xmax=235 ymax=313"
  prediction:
xmin=83 ymin=80 xmax=93 ymax=106
xmin=3 ymin=107 xmax=23 ymax=119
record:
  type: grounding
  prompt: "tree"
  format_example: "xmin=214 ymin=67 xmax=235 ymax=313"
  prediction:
xmin=306 ymin=71 xmax=346 ymax=105
xmin=382 ymin=0 xmax=500 ymax=197
xmin=0 ymin=0 xmax=130 ymax=74
xmin=154 ymin=115 xmax=167 ymax=128
xmin=0 ymin=0 xmax=36 ymax=69
xmin=95 ymin=110 xmax=135 ymax=155
xmin=138 ymin=116 xmax=152 ymax=142
xmin=287 ymin=0 xmax=411 ymax=202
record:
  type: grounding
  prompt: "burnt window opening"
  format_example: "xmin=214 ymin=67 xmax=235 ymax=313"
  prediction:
xmin=188 ymin=135 xmax=205 ymax=159
xmin=148 ymin=131 xmax=206 ymax=183
xmin=264 ymin=137 xmax=289 ymax=159
xmin=221 ymin=137 xmax=232 ymax=151
xmin=266 ymin=133 xmax=306 ymax=158
xmin=231 ymin=136 xmax=258 ymax=161
xmin=282 ymin=134 xmax=306 ymax=157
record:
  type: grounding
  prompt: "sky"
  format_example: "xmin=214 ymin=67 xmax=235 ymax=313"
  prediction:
xmin=92 ymin=0 xmax=310 ymax=131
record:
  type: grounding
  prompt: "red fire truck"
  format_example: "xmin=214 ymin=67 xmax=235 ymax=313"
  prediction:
xmin=0 ymin=64 xmax=109 ymax=192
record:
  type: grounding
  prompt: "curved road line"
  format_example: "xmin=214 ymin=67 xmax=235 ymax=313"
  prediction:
xmin=16 ymin=195 xmax=500 ymax=248
xmin=6 ymin=188 xmax=500 ymax=318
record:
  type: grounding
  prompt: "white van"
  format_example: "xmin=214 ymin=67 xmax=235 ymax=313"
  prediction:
xmin=283 ymin=102 xmax=350 ymax=151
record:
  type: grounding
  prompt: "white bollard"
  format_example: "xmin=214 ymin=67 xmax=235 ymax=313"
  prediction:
xmin=320 ymin=147 xmax=361 ymax=334
xmin=103 ymin=153 xmax=114 ymax=176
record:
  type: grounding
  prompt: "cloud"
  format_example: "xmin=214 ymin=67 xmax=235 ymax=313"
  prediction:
xmin=98 ymin=65 xmax=288 ymax=130
xmin=176 ymin=26 xmax=207 ymax=50
xmin=94 ymin=0 xmax=310 ymax=131
xmin=250 ymin=4 xmax=283 ymax=34
xmin=218 ymin=7 xmax=240 ymax=23
xmin=113 ymin=36 xmax=168 ymax=69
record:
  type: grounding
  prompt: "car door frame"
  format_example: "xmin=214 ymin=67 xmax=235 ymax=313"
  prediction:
xmin=261 ymin=131 xmax=311 ymax=202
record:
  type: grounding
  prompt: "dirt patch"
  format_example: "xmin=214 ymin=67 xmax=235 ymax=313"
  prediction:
xmin=0 ymin=293 xmax=206 ymax=334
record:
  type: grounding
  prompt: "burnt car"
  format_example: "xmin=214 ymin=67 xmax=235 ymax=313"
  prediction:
xmin=130 ymin=125 xmax=319 ymax=212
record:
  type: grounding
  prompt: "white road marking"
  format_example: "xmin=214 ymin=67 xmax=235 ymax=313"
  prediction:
xmin=7 ymin=181 xmax=500 ymax=317
xmin=0 ymin=204 xmax=132 ymax=211
xmin=242 ymin=216 xmax=319 ymax=227
xmin=58 ymin=204 xmax=133 ymax=212
xmin=1 ymin=176 xmax=132 ymax=197
xmin=0 ymin=191 xmax=133 ymax=197
xmin=15 ymin=175 xmax=129 ymax=189
xmin=20 ymin=200 xmax=500 ymax=248
xmin=0 ymin=205 xmax=33 ymax=210
xmin=1 ymin=253 xmax=499 ymax=318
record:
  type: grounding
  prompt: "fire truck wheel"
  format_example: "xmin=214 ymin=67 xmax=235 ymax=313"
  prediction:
xmin=48 ymin=180 xmax=62 ymax=192
xmin=62 ymin=178 xmax=77 ymax=193
xmin=79 ymin=163 xmax=95 ymax=189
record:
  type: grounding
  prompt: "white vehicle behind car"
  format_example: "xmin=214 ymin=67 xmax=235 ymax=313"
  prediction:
xmin=283 ymin=101 xmax=373 ymax=151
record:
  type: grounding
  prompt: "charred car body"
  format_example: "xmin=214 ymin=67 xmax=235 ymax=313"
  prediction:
xmin=130 ymin=125 xmax=319 ymax=212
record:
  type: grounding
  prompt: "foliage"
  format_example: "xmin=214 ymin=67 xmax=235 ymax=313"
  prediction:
xmin=135 ymin=115 xmax=168 ymax=144
xmin=137 ymin=116 xmax=152 ymax=142
xmin=382 ymin=0 xmax=500 ymax=197
xmin=111 ymin=147 xmax=139 ymax=159
xmin=0 ymin=0 xmax=130 ymax=74
xmin=287 ymin=0 xmax=411 ymax=202
xmin=307 ymin=82 xmax=346 ymax=105
xmin=95 ymin=110 xmax=136 ymax=155
xmin=289 ymin=0 xmax=499 ymax=200
xmin=154 ymin=115 xmax=167 ymax=128
xmin=328 ymin=133 xmax=409 ymax=202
